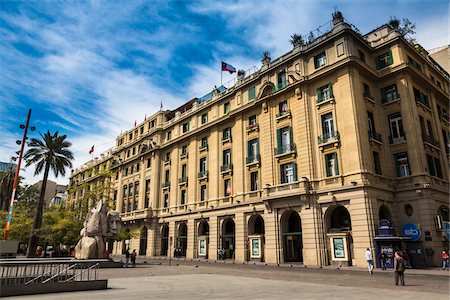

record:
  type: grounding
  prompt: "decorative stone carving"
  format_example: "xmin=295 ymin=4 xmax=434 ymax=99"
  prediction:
xmin=75 ymin=201 xmax=122 ymax=259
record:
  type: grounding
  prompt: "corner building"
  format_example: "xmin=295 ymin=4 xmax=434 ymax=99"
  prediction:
xmin=69 ymin=13 xmax=450 ymax=268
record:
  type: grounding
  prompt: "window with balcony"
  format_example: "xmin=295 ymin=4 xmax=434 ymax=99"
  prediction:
xmin=281 ymin=162 xmax=297 ymax=184
xmin=427 ymin=154 xmax=443 ymax=178
xmin=224 ymin=102 xmax=230 ymax=114
xmin=180 ymin=189 xmax=186 ymax=205
xmin=408 ymin=56 xmax=422 ymax=71
xmin=222 ymin=149 xmax=232 ymax=173
xmin=164 ymin=152 xmax=171 ymax=164
xmin=368 ymin=111 xmax=381 ymax=142
xmin=277 ymin=101 xmax=290 ymax=118
xmin=276 ymin=127 xmax=294 ymax=155
xmin=134 ymin=182 xmax=139 ymax=210
xmin=248 ymin=86 xmax=256 ymax=101
xmin=373 ymin=151 xmax=382 ymax=175
xmin=413 ymin=87 xmax=430 ymax=108
xmin=181 ymin=145 xmax=188 ymax=158
xmin=250 ymin=171 xmax=259 ymax=191
xmin=376 ymin=50 xmax=393 ymax=69
xmin=388 ymin=113 xmax=405 ymax=144
xmin=200 ymin=185 xmax=207 ymax=202
xmin=147 ymin=158 xmax=151 ymax=168
xmin=314 ymin=51 xmax=327 ymax=69
xmin=247 ymin=139 xmax=260 ymax=164
xmin=363 ymin=83 xmax=374 ymax=101
xmin=380 ymin=84 xmax=399 ymax=104
xmin=145 ymin=179 xmax=150 ymax=208
xmin=325 ymin=153 xmax=339 ymax=177
xmin=164 ymin=193 xmax=169 ymax=208
xmin=319 ymin=112 xmax=337 ymax=144
xmin=200 ymin=137 xmax=208 ymax=151
xmin=222 ymin=127 xmax=232 ymax=141
xmin=180 ymin=164 xmax=187 ymax=183
xmin=224 ymin=178 xmax=232 ymax=197
xmin=274 ymin=71 xmax=287 ymax=92
xmin=201 ymin=113 xmax=208 ymax=124
xmin=182 ymin=122 xmax=190 ymax=133
xmin=199 ymin=157 xmax=207 ymax=178
xmin=316 ymin=84 xmax=333 ymax=103
xmin=394 ymin=152 xmax=410 ymax=177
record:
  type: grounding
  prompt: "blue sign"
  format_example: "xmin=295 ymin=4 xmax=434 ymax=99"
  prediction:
xmin=444 ymin=222 xmax=450 ymax=239
xmin=402 ymin=223 xmax=421 ymax=241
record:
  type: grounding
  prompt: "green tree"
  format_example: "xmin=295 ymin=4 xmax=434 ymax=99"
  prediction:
xmin=0 ymin=166 xmax=16 ymax=211
xmin=290 ymin=33 xmax=304 ymax=48
xmin=23 ymin=131 xmax=73 ymax=257
xmin=0 ymin=200 xmax=34 ymax=244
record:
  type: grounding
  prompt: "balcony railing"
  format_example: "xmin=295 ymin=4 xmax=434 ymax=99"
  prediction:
xmin=246 ymin=154 xmax=261 ymax=165
xmin=389 ymin=134 xmax=406 ymax=145
xmin=440 ymin=112 xmax=450 ymax=123
xmin=222 ymin=135 xmax=232 ymax=142
xmin=363 ymin=92 xmax=375 ymax=102
xmin=422 ymin=134 xmax=440 ymax=148
xmin=199 ymin=144 xmax=208 ymax=152
xmin=369 ymin=130 xmax=382 ymax=143
xmin=161 ymin=182 xmax=170 ymax=189
xmin=220 ymin=164 xmax=233 ymax=173
xmin=164 ymin=159 xmax=171 ymax=165
xmin=318 ymin=131 xmax=340 ymax=144
xmin=276 ymin=109 xmax=291 ymax=120
xmin=198 ymin=171 xmax=208 ymax=179
xmin=381 ymin=93 xmax=400 ymax=104
xmin=272 ymin=81 xmax=288 ymax=93
xmin=415 ymin=95 xmax=430 ymax=108
xmin=246 ymin=123 xmax=259 ymax=132
xmin=180 ymin=152 xmax=188 ymax=159
xmin=178 ymin=177 xmax=188 ymax=184
xmin=274 ymin=144 xmax=296 ymax=155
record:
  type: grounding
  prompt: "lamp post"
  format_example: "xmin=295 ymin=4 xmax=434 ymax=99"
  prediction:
xmin=4 ymin=109 xmax=35 ymax=240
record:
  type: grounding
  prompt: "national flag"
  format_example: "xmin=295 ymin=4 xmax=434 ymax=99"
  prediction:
xmin=221 ymin=61 xmax=236 ymax=74
xmin=160 ymin=102 xmax=163 ymax=111
xmin=89 ymin=145 xmax=94 ymax=155
xmin=144 ymin=114 xmax=147 ymax=121
xmin=134 ymin=120 xmax=137 ymax=127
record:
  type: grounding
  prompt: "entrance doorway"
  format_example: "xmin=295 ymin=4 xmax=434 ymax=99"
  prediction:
xmin=139 ymin=227 xmax=148 ymax=255
xmin=281 ymin=210 xmax=302 ymax=262
xmin=161 ymin=224 xmax=169 ymax=256
xmin=221 ymin=218 xmax=235 ymax=259
xmin=198 ymin=220 xmax=209 ymax=258
xmin=177 ymin=223 xmax=187 ymax=257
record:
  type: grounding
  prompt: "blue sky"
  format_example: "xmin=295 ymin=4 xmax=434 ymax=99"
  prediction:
xmin=1 ymin=0 xmax=448 ymax=185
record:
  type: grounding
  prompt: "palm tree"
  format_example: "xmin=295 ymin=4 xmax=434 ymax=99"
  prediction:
xmin=289 ymin=34 xmax=304 ymax=48
xmin=0 ymin=166 xmax=16 ymax=211
xmin=24 ymin=131 xmax=73 ymax=257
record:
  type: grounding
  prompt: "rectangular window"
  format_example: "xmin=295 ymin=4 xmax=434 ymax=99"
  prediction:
xmin=249 ymin=115 xmax=257 ymax=127
xmin=200 ymin=157 xmax=207 ymax=173
xmin=376 ymin=50 xmax=393 ymax=69
xmin=276 ymin=127 xmax=293 ymax=154
xmin=200 ymin=137 xmax=208 ymax=149
xmin=136 ymin=162 xmax=140 ymax=172
xmin=358 ymin=50 xmax=365 ymax=62
xmin=314 ymin=51 xmax=327 ymax=69
xmin=250 ymin=171 xmax=259 ymax=191
xmin=124 ymin=167 xmax=128 ymax=176
xmin=279 ymin=101 xmax=288 ymax=114
xmin=380 ymin=84 xmax=398 ymax=103
xmin=200 ymin=185 xmax=207 ymax=202
xmin=442 ymin=129 xmax=449 ymax=154
xmin=164 ymin=193 xmax=169 ymax=208
xmin=167 ymin=130 xmax=172 ymax=141
xmin=165 ymin=170 xmax=170 ymax=183
xmin=181 ymin=164 xmax=187 ymax=178
xmin=281 ymin=162 xmax=297 ymax=183
xmin=182 ymin=122 xmax=190 ymax=133
xmin=145 ymin=179 xmax=150 ymax=208
xmin=133 ymin=147 xmax=137 ymax=155
xmin=224 ymin=102 xmax=230 ymax=114
xmin=181 ymin=190 xmax=186 ymax=205
xmin=247 ymin=139 xmax=259 ymax=162
xmin=413 ymin=87 xmax=430 ymax=107
xmin=408 ymin=56 xmax=422 ymax=71
xmin=223 ymin=149 xmax=231 ymax=166
xmin=181 ymin=145 xmax=188 ymax=156
xmin=130 ymin=165 xmax=134 ymax=174
xmin=316 ymin=84 xmax=333 ymax=103
xmin=147 ymin=158 xmax=151 ymax=168
xmin=427 ymin=155 xmax=443 ymax=178
xmin=134 ymin=182 xmax=139 ymax=210
xmin=278 ymin=71 xmax=286 ymax=85
xmin=373 ymin=151 xmax=382 ymax=175
xmin=248 ymin=87 xmax=256 ymax=101
xmin=363 ymin=83 xmax=371 ymax=97
xmin=325 ymin=153 xmax=339 ymax=177
xmin=224 ymin=178 xmax=232 ymax=197
xmin=201 ymin=113 xmax=208 ymax=124
xmin=394 ymin=152 xmax=411 ymax=177
xmin=222 ymin=127 xmax=232 ymax=140
xmin=389 ymin=113 xmax=405 ymax=143
xmin=321 ymin=113 xmax=335 ymax=138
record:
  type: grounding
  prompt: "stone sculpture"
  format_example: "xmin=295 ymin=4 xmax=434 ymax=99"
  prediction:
xmin=75 ymin=201 xmax=122 ymax=259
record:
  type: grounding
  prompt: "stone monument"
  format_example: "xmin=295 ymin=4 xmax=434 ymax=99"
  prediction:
xmin=75 ymin=201 xmax=122 ymax=259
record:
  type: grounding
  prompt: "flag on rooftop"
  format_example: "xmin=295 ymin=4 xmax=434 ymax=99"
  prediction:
xmin=89 ymin=145 xmax=94 ymax=155
xmin=221 ymin=61 xmax=236 ymax=74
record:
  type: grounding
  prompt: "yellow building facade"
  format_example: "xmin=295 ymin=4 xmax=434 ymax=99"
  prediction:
xmin=69 ymin=13 xmax=449 ymax=268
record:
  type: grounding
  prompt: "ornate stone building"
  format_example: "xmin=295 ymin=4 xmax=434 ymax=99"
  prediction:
xmin=69 ymin=13 xmax=449 ymax=268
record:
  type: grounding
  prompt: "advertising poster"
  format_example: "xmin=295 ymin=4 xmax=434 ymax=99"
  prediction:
xmin=333 ymin=238 xmax=345 ymax=258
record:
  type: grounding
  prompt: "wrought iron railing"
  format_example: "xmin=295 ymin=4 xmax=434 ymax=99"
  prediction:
xmin=274 ymin=144 xmax=296 ymax=155
xmin=246 ymin=154 xmax=261 ymax=164
xmin=318 ymin=131 xmax=340 ymax=144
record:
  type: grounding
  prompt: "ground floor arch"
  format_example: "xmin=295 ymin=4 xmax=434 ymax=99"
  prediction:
xmin=161 ymin=224 xmax=169 ymax=256
xmin=248 ymin=214 xmax=265 ymax=261
xmin=325 ymin=205 xmax=353 ymax=266
xmin=139 ymin=226 xmax=148 ymax=255
xmin=280 ymin=210 xmax=302 ymax=263
xmin=220 ymin=217 xmax=235 ymax=259
xmin=197 ymin=220 xmax=209 ymax=258
xmin=177 ymin=223 xmax=187 ymax=257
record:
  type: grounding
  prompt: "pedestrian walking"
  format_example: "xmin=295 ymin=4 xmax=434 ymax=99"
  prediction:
xmin=380 ymin=251 xmax=387 ymax=271
xmin=442 ymin=250 xmax=449 ymax=270
xmin=125 ymin=248 xmax=130 ymax=268
xmin=365 ymin=248 xmax=374 ymax=274
xmin=402 ymin=249 xmax=411 ymax=268
xmin=394 ymin=251 xmax=405 ymax=286
xmin=131 ymin=249 xmax=137 ymax=268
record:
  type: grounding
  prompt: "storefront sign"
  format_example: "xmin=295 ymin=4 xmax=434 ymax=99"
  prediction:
xmin=199 ymin=240 xmax=206 ymax=256
xmin=402 ymin=223 xmax=421 ymax=241
xmin=333 ymin=238 xmax=345 ymax=258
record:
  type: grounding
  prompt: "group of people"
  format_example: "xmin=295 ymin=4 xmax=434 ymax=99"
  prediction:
xmin=123 ymin=248 xmax=137 ymax=268
xmin=365 ymin=248 xmax=408 ymax=286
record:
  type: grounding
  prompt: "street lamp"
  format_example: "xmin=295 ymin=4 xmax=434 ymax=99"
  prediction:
xmin=4 ymin=109 xmax=35 ymax=240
